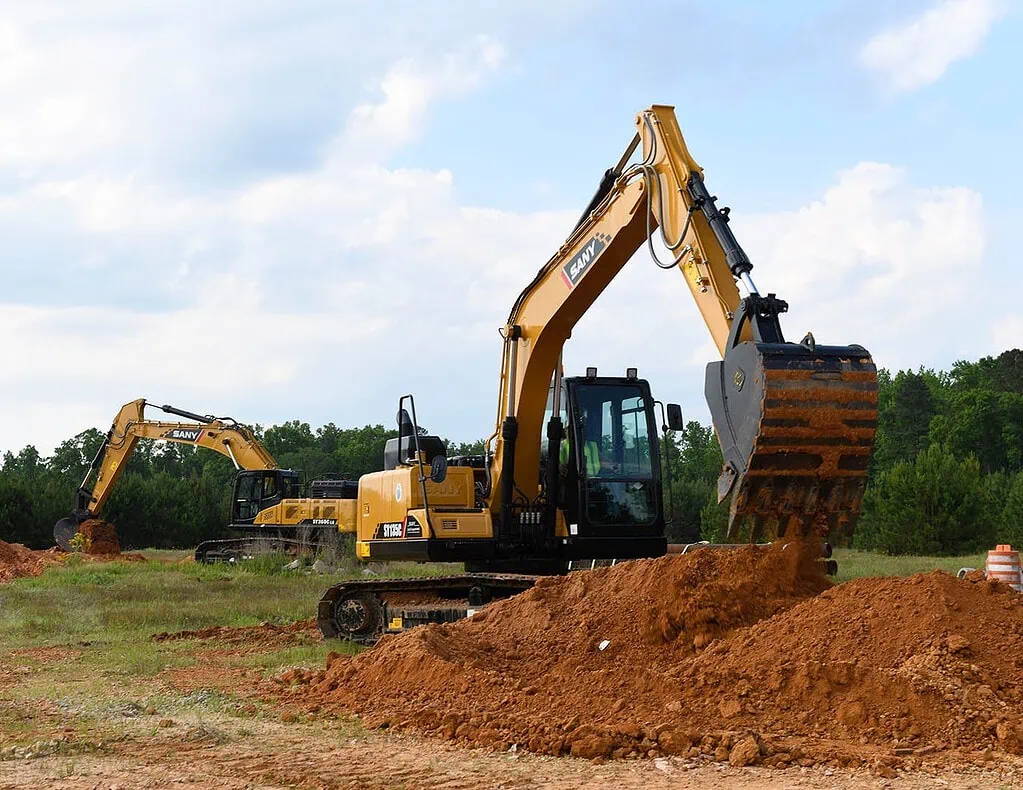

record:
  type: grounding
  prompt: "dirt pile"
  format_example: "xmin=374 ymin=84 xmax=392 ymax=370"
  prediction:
xmin=0 ymin=540 xmax=64 ymax=583
xmin=277 ymin=545 xmax=1023 ymax=767
xmin=77 ymin=519 xmax=121 ymax=555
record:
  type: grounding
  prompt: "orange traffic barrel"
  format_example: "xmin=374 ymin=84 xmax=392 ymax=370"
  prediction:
xmin=986 ymin=545 xmax=1023 ymax=591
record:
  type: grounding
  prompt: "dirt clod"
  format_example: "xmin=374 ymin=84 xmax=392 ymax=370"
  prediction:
xmin=728 ymin=735 xmax=760 ymax=767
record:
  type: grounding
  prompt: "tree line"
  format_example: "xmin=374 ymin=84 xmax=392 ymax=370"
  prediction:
xmin=0 ymin=419 xmax=485 ymax=551
xmin=1 ymin=349 xmax=1020 ymax=555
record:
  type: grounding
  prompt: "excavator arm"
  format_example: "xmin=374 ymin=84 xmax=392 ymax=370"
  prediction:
xmin=489 ymin=104 xmax=877 ymax=540
xmin=54 ymin=399 xmax=278 ymax=548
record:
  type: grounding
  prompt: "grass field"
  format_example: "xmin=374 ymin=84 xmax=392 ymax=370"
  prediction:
xmin=831 ymin=548 xmax=985 ymax=583
xmin=0 ymin=553 xmax=458 ymax=653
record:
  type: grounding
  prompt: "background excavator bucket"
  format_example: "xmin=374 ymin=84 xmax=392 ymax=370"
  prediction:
xmin=54 ymin=516 xmax=82 ymax=551
xmin=705 ymin=336 xmax=878 ymax=541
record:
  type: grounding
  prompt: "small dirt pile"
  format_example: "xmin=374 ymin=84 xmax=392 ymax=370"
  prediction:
xmin=0 ymin=540 xmax=63 ymax=583
xmin=278 ymin=545 xmax=1023 ymax=767
xmin=77 ymin=519 xmax=121 ymax=555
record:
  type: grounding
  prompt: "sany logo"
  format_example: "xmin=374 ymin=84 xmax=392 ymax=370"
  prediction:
xmin=561 ymin=233 xmax=610 ymax=288
xmin=163 ymin=428 xmax=203 ymax=442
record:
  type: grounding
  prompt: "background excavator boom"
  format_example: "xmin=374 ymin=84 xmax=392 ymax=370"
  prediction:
xmin=54 ymin=399 xmax=279 ymax=549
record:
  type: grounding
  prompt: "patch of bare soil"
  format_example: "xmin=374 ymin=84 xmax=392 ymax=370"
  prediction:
xmin=273 ymin=543 xmax=1023 ymax=771
xmin=0 ymin=541 xmax=64 ymax=583
xmin=0 ymin=721 xmax=1019 ymax=789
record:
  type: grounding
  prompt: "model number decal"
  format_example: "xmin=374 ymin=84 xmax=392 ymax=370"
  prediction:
xmin=561 ymin=232 xmax=610 ymax=288
xmin=374 ymin=521 xmax=404 ymax=539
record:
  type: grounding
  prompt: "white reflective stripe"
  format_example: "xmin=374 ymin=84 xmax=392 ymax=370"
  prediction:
xmin=986 ymin=564 xmax=1021 ymax=572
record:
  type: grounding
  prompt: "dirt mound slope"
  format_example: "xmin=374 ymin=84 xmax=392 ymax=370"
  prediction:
xmin=0 ymin=540 xmax=64 ymax=583
xmin=78 ymin=519 xmax=121 ymax=555
xmin=278 ymin=544 xmax=1023 ymax=767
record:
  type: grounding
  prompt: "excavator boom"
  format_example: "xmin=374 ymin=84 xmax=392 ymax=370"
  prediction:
xmin=489 ymin=104 xmax=877 ymax=541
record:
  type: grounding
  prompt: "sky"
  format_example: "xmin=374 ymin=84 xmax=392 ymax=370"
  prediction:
xmin=0 ymin=0 xmax=1020 ymax=454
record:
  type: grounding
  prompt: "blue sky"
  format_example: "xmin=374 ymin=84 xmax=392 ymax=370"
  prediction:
xmin=0 ymin=0 xmax=1018 ymax=454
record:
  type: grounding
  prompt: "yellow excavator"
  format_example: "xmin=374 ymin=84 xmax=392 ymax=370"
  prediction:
xmin=310 ymin=103 xmax=875 ymax=641
xmin=53 ymin=399 xmax=358 ymax=561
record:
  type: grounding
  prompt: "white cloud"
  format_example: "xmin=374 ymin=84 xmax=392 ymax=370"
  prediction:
xmin=993 ymin=315 xmax=1023 ymax=351
xmin=859 ymin=0 xmax=1008 ymax=93
xmin=340 ymin=36 xmax=504 ymax=158
xmin=0 ymin=28 xmax=572 ymax=454
xmin=0 ymin=3 xmax=1000 ymax=458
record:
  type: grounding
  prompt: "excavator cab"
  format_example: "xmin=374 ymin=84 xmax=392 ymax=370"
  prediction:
xmin=231 ymin=469 xmax=301 ymax=524
xmin=559 ymin=373 xmax=664 ymax=541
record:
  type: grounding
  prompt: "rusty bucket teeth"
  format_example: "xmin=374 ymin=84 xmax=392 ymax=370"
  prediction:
xmin=705 ymin=340 xmax=878 ymax=541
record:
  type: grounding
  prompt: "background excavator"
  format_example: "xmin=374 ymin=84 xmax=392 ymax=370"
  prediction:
xmin=315 ymin=104 xmax=878 ymax=643
xmin=53 ymin=399 xmax=358 ymax=562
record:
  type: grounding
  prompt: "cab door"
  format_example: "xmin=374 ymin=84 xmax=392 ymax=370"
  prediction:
xmin=563 ymin=377 xmax=664 ymax=538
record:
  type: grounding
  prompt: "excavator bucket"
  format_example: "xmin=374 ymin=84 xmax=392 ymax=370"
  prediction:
xmin=705 ymin=298 xmax=878 ymax=541
xmin=54 ymin=516 xmax=81 ymax=551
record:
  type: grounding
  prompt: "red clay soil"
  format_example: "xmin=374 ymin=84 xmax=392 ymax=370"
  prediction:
xmin=0 ymin=539 xmax=64 ymax=582
xmin=78 ymin=518 xmax=121 ymax=555
xmin=276 ymin=544 xmax=1023 ymax=768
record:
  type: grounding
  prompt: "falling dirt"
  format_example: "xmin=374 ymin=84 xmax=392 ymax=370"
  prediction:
xmin=276 ymin=544 xmax=1023 ymax=770
xmin=76 ymin=519 xmax=121 ymax=555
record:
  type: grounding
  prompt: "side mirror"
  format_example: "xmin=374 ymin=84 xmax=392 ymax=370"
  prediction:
xmin=430 ymin=454 xmax=448 ymax=484
xmin=666 ymin=404 xmax=684 ymax=432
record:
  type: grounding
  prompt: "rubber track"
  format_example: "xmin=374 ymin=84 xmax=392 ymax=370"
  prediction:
xmin=317 ymin=573 xmax=538 ymax=643
xmin=194 ymin=535 xmax=334 ymax=563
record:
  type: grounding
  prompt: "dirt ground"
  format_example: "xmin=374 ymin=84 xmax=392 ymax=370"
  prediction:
xmin=0 ymin=713 xmax=1020 ymax=790
xmin=4 ymin=549 xmax=1023 ymax=789
xmin=0 ymin=622 xmax=1020 ymax=789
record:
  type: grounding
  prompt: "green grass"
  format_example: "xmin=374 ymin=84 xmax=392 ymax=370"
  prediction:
xmin=237 ymin=642 xmax=361 ymax=673
xmin=833 ymin=548 xmax=986 ymax=583
xmin=0 ymin=555 xmax=459 ymax=651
